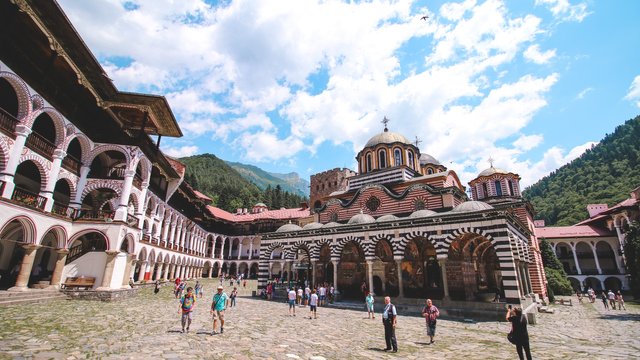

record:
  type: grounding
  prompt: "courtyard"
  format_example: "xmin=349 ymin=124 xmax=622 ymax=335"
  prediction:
xmin=0 ymin=280 xmax=638 ymax=359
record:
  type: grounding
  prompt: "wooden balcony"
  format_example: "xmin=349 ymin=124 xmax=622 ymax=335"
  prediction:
xmin=74 ymin=209 xmax=114 ymax=221
xmin=0 ymin=107 xmax=18 ymax=139
xmin=61 ymin=155 xmax=81 ymax=175
xmin=11 ymin=187 xmax=46 ymax=210
xmin=25 ymin=131 xmax=55 ymax=160
xmin=52 ymin=202 xmax=72 ymax=217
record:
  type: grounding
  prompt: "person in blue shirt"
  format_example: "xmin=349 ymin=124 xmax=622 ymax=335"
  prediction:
xmin=210 ymin=285 xmax=228 ymax=334
xmin=382 ymin=296 xmax=398 ymax=352
xmin=366 ymin=292 xmax=375 ymax=319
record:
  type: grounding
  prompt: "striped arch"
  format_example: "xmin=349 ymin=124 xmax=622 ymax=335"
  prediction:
xmin=311 ymin=238 xmax=332 ymax=260
xmin=131 ymin=152 xmax=151 ymax=182
xmin=27 ymin=107 xmax=67 ymax=148
xmin=84 ymin=144 xmax=130 ymax=167
xmin=334 ymin=236 xmax=365 ymax=259
xmin=17 ymin=154 xmax=50 ymax=190
xmin=288 ymin=240 xmax=314 ymax=260
xmin=368 ymin=234 xmax=398 ymax=258
xmin=81 ymin=180 xmax=123 ymax=200
xmin=31 ymin=94 xmax=44 ymax=111
xmin=0 ymin=137 xmax=9 ymax=171
xmin=53 ymin=174 xmax=77 ymax=200
xmin=39 ymin=224 xmax=68 ymax=249
xmin=0 ymin=71 xmax=31 ymax=120
xmin=0 ymin=215 xmax=38 ymax=244
xmin=67 ymin=229 xmax=109 ymax=250
xmin=442 ymin=227 xmax=494 ymax=251
xmin=62 ymin=132 xmax=93 ymax=163
xmin=263 ymin=242 xmax=285 ymax=260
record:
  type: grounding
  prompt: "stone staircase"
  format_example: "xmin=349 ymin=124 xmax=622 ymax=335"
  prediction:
xmin=0 ymin=289 xmax=68 ymax=306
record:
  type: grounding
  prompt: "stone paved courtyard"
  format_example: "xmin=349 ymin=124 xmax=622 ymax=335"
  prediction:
xmin=0 ymin=279 xmax=639 ymax=359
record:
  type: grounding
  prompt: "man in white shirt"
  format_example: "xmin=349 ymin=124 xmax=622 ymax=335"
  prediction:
xmin=309 ymin=289 xmax=319 ymax=319
xmin=304 ymin=286 xmax=311 ymax=306
xmin=318 ymin=286 xmax=326 ymax=306
xmin=288 ymin=288 xmax=297 ymax=316
xmin=382 ymin=296 xmax=398 ymax=353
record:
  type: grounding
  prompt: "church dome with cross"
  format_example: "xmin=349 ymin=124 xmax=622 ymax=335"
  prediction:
xmin=355 ymin=117 xmax=421 ymax=175
xmin=468 ymin=158 xmax=522 ymax=201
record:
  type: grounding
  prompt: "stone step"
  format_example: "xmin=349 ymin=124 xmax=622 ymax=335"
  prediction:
xmin=0 ymin=290 xmax=62 ymax=299
xmin=0 ymin=294 xmax=68 ymax=306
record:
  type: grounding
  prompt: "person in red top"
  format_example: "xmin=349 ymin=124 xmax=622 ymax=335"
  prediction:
xmin=421 ymin=299 xmax=440 ymax=344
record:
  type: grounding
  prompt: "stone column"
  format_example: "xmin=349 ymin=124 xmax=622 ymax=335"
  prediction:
xmin=69 ymin=165 xmax=91 ymax=210
xmin=571 ymin=244 xmax=582 ymax=275
xmin=9 ymin=244 xmax=41 ymax=291
xmin=137 ymin=261 xmax=147 ymax=282
xmin=614 ymin=225 xmax=626 ymax=261
xmin=0 ymin=124 xmax=31 ymax=198
xmin=154 ymin=262 xmax=164 ymax=281
xmin=331 ymin=260 xmax=339 ymax=294
xmin=311 ymin=260 xmax=317 ymax=288
xmin=219 ymin=239 xmax=226 ymax=260
xmin=438 ymin=259 xmax=449 ymax=299
xmin=163 ymin=263 xmax=170 ymax=280
xmin=48 ymin=249 xmax=69 ymax=289
xmin=248 ymin=241 xmax=254 ymax=260
xmin=396 ymin=259 xmax=404 ymax=298
xmin=122 ymin=254 xmax=136 ymax=287
xmin=114 ymin=170 xmax=135 ymax=221
xmin=97 ymin=250 xmax=120 ymax=290
xmin=209 ymin=266 xmax=214 ymax=278
xmin=590 ymin=243 xmax=602 ymax=275
xmin=237 ymin=243 xmax=243 ymax=260
xmin=366 ymin=260 xmax=374 ymax=295
xmin=170 ymin=264 xmax=177 ymax=279
xmin=228 ymin=240 xmax=234 ymax=258
xmin=42 ymin=149 xmax=66 ymax=212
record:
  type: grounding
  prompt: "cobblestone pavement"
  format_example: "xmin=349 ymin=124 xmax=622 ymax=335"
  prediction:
xmin=0 ymin=280 xmax=638 ymax=359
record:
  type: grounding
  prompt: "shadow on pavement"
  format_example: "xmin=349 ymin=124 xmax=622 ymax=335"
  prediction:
xmin=599 ymin=313 xmax=640 ymax=321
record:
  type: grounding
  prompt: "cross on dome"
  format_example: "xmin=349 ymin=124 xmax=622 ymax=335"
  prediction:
xmin=382 ymin=116 xmax=390 ymax=132
xmin=488 ymin=157 xmax=495 ymax=168
xmin=414 ymin=136 xmax=422 ymax=148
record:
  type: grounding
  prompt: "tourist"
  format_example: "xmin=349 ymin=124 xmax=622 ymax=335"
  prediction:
xmin=587 ymin=287 xmax=595 ymax=303
xmin=607 ymin=289 xmax=616 ymax=309
xmin=296 ymin=286 xmax=303 ymax=306
xmin=229 ymin=287 xmax=238 ymax=308
xmin=243 ymin=279 xmax=247 ymax=289
xmin=178 ymin=286 xmax=196 ymax=333
xmin=194 ymin=281 xmax=201 ymax=297
xmin=506 ymin=306 xmax=532 ymax=360
xmin=175 ymin=277 xmax=181 ymax=287
xmin=266 ymin=282 xmax=273 ymax=300
xmin=422 ymin=299 xmax=440 ymax=344
xmin=381 ymin=296 xmax=398 ymax=353
xmin=304 ymin=285 xmax=311 ymax=306
xmin=601 ymin=291 xmax=609 ymax=310
xmin=361 ymin=281 xmax=368 ymax=297
xmin=154 ymin=280 xmax=160 ymax=294
xmin=288 ymin=287 xmax=297 ymax=316
xmin=329 ymin=284 xmax=335 ymax=304
xmin=318 ymin=284 xmax=326 ymax=306
xmin=309 ymin=289 xmax=318 ymax=319
xmin=366 ymin=292 xmax=375 ymax=319
xmin=576 ymin=290 xmax=583 ymax=304
xmin=211 ymin=285 xmax=228 ymax=334
xmin=616 ymin=291 xmax=626 ymax=310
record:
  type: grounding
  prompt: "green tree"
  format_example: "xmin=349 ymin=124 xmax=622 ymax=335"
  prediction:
xmin=539 ymin=239 xmax=573 ymax=300
xmin=623 ymin=221 xmax=640 ymax=298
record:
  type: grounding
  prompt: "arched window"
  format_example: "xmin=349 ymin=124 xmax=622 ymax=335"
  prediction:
xmin=366 ymin=153 xmax=372 ymax=172
xmin=407 ymin=150 xmax=414 ymax=169
xmin=427 ymin=168 xmax=433 ymax=175
xmin=482 ymin=182 xmax=489 ymax=198
xmin=494 ymin=180 xmax=503 ymax=196
xmin=508 ymin=180 xmax=515 ymax=196
xmin=394 ymin=148 xmax=402 ymax=166
xmin=378 ymin=150 xmax=387 ymax=169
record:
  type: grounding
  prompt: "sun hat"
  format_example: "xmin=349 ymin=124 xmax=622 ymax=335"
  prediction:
xmin=217 ymin=285 xmax=223 ymax=290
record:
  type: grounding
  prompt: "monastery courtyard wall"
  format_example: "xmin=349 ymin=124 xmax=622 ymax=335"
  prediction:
xmin=0 ymin=278 xmax=637 ymax=359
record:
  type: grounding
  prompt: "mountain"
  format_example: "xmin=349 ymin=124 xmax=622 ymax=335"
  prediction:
xmin=180 ymin=154 xmax=307 ymax=212
xmin=226 ymin=161 xmax=308 ymax=197
xmin=523 ymin=115 xmax=640 ymax=226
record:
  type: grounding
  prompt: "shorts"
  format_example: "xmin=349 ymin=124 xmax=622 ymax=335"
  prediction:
xmin=288 ymin=299 xmax=295 ymax=309
xmin=427 ymin=323 xmax=436 ymax=337
xmin=367 ymin=304 xmax=374 ymax=311
xmin=320 ymin=295 xmax=326 ymax=301
xmin=181 ymin=312 xmax=192 ymax=322
xmin=310 ymin=305 xmax=317 ymax=312
xmin=212 ymin=310 xmax=225 ymax=320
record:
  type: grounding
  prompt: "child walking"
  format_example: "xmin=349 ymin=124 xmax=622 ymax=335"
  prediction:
xmin=178 ymin=287 xmax=196 ymax=333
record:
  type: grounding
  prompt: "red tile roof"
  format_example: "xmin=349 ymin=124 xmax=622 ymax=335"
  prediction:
xmin=165 ymin=156 xmax=186 ymax=178
xmin=535 ymin=225 xmax=614 ymax=239
xmin=206 ymin=206 xmax=310 ymax=223
xmin=193 ymin=190 xmax=212 ymax=202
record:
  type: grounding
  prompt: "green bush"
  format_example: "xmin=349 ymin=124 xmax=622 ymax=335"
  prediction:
xmin=623 ymin=221 xmax=640 ymax=298
xmin=545 ymin=268 xmax=573 ymax=297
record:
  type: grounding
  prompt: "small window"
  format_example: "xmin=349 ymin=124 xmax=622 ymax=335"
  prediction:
xmin=378 ymin=150 xmax=387 ymax=169
xmin=482 ymin=183 xmax=489 ymax=198
xmin=407 ymin=150 xmax=414 ymax=169
xmin=427 ymin=168 xmax=433 ymax=175
xmin=366 ymin=153 xmax=372 ymax=172
xmin=494 ymin=180 xmax=503 ymax=196
xmin=508 ymin=180 xmax=515 ymax=196
xmin=394 ymin=148 xmax=402 ymax=166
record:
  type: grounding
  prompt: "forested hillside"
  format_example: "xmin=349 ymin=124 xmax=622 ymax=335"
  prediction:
xmin=523 ymin=115 xmax=640 ymax=226
xmin=180 ymin=154 xmax=308 ymax=212
xmin=226 ymin=161 xmax=308 ymax=197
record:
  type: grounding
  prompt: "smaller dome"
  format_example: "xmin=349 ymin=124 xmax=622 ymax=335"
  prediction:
xmin=302 ymin=222 xmax=323 ymax=230
xmin=364 ymin=130 xmax=412 ymax=148
xmin=323 ymin=222 xmax=342 ymax=228
xmin=478 ymin=166 xmax=508 ymax=177
xmin=419 ymin=153 xmax=441 ymax=166
xmin=254 ymin=202 xmax=267 ymax=207
xmin=276 ymin=223 xmax=303 ymax=233
xmin=348 ymin=213 xmax=376 ymax=225
xmin=376 ymin=214 xmax=398 ymax=222
xmin=409 ymin=209 xmax=437 ymax=218
xmin=451 ymin=201 xmax=494 ymax=213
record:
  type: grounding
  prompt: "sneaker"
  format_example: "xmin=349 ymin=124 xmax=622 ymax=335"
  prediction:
xmin=211 ymin=330 xmax=217 ymax=335
xmin=220 ymin=327 xmax=224 ymax=334
xmin=181 ymin=329 xmax=185 ymax=333
xmin=186 ymin=327 xmax=189 ymax=333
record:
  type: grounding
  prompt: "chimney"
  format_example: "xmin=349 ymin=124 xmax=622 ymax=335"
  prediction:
xmin=587 ymin=204 xmax=608 ymax=218
xmin=300 ymin=202 xmax=308 ymax=210
xmin=534 ymin=220 xmax=545 ymax=228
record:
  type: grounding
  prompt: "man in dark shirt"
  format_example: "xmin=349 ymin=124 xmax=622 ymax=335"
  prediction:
xmin=506 ymin=306 xmax=532 ymax=360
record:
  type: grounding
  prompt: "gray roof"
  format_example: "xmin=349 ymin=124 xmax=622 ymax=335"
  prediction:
xmin=409 ymin=209 xmax=437 ymax=218
xmin=364 ymin=130 xmax=411 ymax=148
xmin=348 ymin=213 xmax=376 ymax=225
xmin=376 ymin=214 xmax=399 ymax=222
xmin=478 ymin=166 xmax=508 ymax=177
xmin=451 ymin=201 xmax=494 ymax=213
xmin=323 ymin=222 xmax=342 ymax=228
xmin=302 ymin=222 xmax=323 ymax=230
xmin=419 ymin=153 xmax=441 ymax=166
xmin=275 ymin=223 xmax=303 ymax=233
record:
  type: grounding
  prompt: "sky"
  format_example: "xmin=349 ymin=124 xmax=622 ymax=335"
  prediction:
xmin=57 ymin=0 xmax=640 ymax=189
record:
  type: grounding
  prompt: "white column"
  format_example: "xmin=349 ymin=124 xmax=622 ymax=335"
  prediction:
xmin=219 ymin=239 xmax=226 ymax=260
xmin=331 ymin=260 xmax=339 ymax=294
xmin=396 ymin=259 xmax=404 ymax=298
xmin=42 ymin=149 xmax=66 ymax=212
xmin=591 ymin=243 xmax=602 ymax=275
xmin=571 ymin=243 xmax=582 ymax=275
xmin=248 ymin=241 xmax=254 ymax=260
xmin=438 ymin=258 xmax=449 ymax=299
xmin=237 ymin=243 xmax=243 ymax=260
xmin=114 ymin=170 xmax=135 ymax=221
xmin=228 ymin=240 xmax=233 ymax=258
xmin=70 ymin=165 xmax=91 ymax=209
xmin=366 ymin=260 xmax=374 ymax=295
xmin=0 ymin=124 xmax=31 ymax=198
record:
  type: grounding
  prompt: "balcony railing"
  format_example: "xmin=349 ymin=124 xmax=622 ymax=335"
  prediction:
xmin=74 ymin=209 xmax=114 ymax=221
xmin=0 ymin=180 xmax=5 ymax=197
xmin=141 ymin=234 xmax=150 ymax=243
xmin=25 ymin=131 xmax=55 ymax=160
xmin=11 ymin=187 xmax=46 ymax=210
xmin=0 ymin=107 xmax=18 ymax=139
xmin=126 ymin=213 xmax=139 ymax=227
xmin=61 ymin=155 xmax=81 ymax=174
xmin=52 ymin=202 xmax=72 ymax=217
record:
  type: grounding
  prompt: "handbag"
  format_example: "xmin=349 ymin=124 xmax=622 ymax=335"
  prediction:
xmin=507 ymin=330 xmax=517 ymax=345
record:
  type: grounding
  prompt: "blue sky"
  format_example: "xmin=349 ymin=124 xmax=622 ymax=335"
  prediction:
xmin=58 ymin=0 xmax=640 ymax=187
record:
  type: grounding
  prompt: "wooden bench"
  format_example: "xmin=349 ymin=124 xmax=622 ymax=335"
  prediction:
xmin=61 ymin=276 xmax=96 ymax=290
xmin=554 ymin=298 xmax=572 ymax=306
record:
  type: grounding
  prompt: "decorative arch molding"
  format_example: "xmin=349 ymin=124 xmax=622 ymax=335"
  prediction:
xmin=81 ymin=179 xmax=123 ymax=200
xmin=66 ymin=229 xmax=109 ymax=249
xmin=397 ymin=231 xmax=438 ymax=254
xmin=53 ymin=174 xmax=78 ymax=199
xmin=62 ymin=131 xmax=93 ymax=161
xmin=30 ymin=94 xmax=45 ymax=111
xmin=263 ymin=242 xmax=285 ymax=260
xmin=369 ymin=234 xmax=398 ymax=257
xmin=0 ymin=215 xmax=38 ymax=244
xmin=17 ymin=154 xmax=51 ymax=189
xmin=334 ymin=236 xmax=366 ymax=258
xmin=27 ymin=107 xmax=67 ymax=148
xmin=39 ymin=225 xmax=68 ymax=249
xmin=120 ymin=233 xmax=136 ymax=254
xmin=311 ymin=238 xmax=332 ymax=260
xmin=288 ymin=240 xmax=313 ymax=260
xmin=130 ymin=149 xmax=151 ymax=181
xmin=84 ymin=144 xmax=131 ymax=167
xmin=0 ymin=137 xmax=10 ymax=171
xmin=0 ymin=71 xmax=31 ymax=120
xmin=442 ymin=227 xmax=505 ymax=257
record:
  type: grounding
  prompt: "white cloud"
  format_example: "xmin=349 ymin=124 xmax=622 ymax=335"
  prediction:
xmin=513 ymin=134 xmax=543 ymax=151
xmin=162 ymin=145 xmax=199 ymax=158
xmin=523 ymin=45 xmax=556 ymax=64
xmin=535 ymin=0 xmax=590 ymax=22
xmin=624 ymin=75 xmax=640 ymax=108
xmin=576 ymin=87 xmax=593 ymax=100
xmin=237 ymin=132 xmax=304 ymax=162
